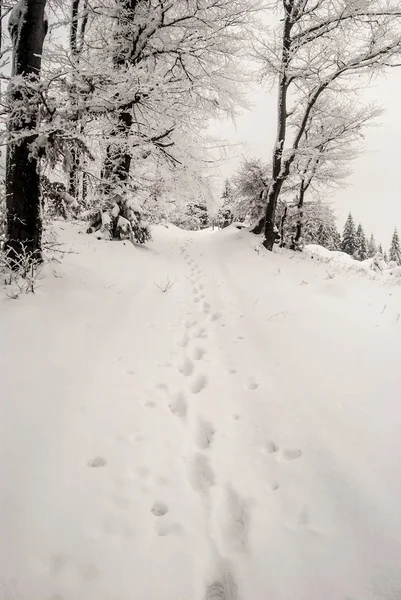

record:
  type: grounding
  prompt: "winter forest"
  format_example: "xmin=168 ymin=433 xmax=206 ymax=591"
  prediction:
xmin=1 ymin=2 xmax=401 ymax=600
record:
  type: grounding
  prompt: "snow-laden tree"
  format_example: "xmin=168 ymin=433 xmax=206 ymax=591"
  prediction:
xmin=315 ymin=221 xmax=341 ymax=252
xmin=231 ymin=158 xmax=270 ymax=224
xmin=1 ymin=0 xmax=259 ymax=248
xmin=367 ymin=234 xmax=377 ymax=258
xmin=254 ymin=0 xmax=401 ymax=250
xmin=389 ymin=228 xmax=401 ymax=265
xmin=281 ymin=200 xmax=339 ymax=249
xmin=216 ymin=180 xmax=235 ymax=229
xmin=341 ymin=213 xmax=357 ymax=256
xmin=76 ymin=0 xmax=258 ymax=237
xmin=177 ymin=199 xmax=209 ymax=231
xmin=288 ymin=98 xmax=380 ymax=250
xmin=4 ymin=0 xmax=48 ymax=264
xmin=355 ymin=223 xmax=368 ymax=261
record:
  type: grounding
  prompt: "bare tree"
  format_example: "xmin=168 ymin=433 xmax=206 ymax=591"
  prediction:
xmin=289 ymin=97 xmax=381 ymax=248
xmin=4 ymin=0 xmax=48 ymax=264
xmin=255 ymin=0 xmax=401 ymax=250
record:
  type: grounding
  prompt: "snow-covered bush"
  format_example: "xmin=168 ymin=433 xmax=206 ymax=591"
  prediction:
xmin=85 ymin=194 xmax=151 ymax=244
xmin=42 ymin=176 xmax=79 ymax=219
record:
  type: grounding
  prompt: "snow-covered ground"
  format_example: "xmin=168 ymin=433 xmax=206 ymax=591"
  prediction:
xmin=1 ymin=223 xmax=401 ymax=600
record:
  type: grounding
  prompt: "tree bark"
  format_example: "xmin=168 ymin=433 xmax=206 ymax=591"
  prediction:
xmin=101 ymin=0 xmax=145 ymax=193
xmin=279 ymin=204 xmax=287 ymax=248
xmin=291 ymin=178 xmax=306 ymax=250
xmin=262 ymin=4 xmax=294 ymax=251
xmin=67 ymin=0 xmax=89 ymax=202
xmin=4 ymin=0 xmax=48 ymax=264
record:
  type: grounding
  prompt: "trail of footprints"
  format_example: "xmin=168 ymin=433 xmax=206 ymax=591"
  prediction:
xmin=177 ymin=242 xmax=247 ymax=599
xmin=76 ymin=241 xmax=305 ymax=600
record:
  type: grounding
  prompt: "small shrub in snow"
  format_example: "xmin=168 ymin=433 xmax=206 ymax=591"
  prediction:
xmin=155 ymin=278 xmax=175 ymax=292
xmin=86 ymin=194 xmax=151 ymax=244
xmin=42 ymin=176 xmax=79 ymax=219
xmin=0 ymin=246 xmax=43 ymax=297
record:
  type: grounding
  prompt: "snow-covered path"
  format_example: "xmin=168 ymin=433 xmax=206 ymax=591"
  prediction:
xmin=1 ymin=224 xmax=401 ymax=600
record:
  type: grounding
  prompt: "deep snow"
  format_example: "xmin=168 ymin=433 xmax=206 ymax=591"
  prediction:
xmin=1 ymin=223 xmax=401 ymax=600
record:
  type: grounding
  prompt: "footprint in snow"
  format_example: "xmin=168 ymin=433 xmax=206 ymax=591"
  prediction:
xmin=150 ymin=501 xmax=169 ymax=517
xmin=205 ymin=560 xmax=238 ymax=600
xmin=178 ymin=358 xmax=195 ymax=376
xmin=178 ymin=332 xmax=190 ymax=347
xmin=188 ymin=453 xmax=215 ymax=492
xmin=185 ymin=318 xmax=198 ymax=329
xmin=264 ymin=441 xmax=279 ymax=454
xmin=193 ymin=346 xmax=206 ymax=360
xmin=87 ymin=456 xmax=107 ymax=468
xmin=203 ymin=302 xmax=211 ymax=315
xmin=196 ymin=418 xmax=216 ymax=450
xmin=219 ymin=485 xmax=250 ymax=554
xmin=245 ymin=379 xmax=259 ymax=391
xmin=168 ymin=391 xmax=188 ymax=419
xmin=193 ymin=327 xmax=208 ymax=339
xmin=211 ymin=312 xmax=221 ymax=321
xmin=191 ymin=374 xmax=207 ymax=394
xmin=282 ymin=448 xmax=302 ymax=461
xmin=263 ymin=441 xmax=302 ymax=461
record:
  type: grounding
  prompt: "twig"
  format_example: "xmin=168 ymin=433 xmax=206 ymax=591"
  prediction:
xmin=268 ymin=311 xmax=288 ymax=321
xmin=155 ymin=278 xmax=175 ymax=293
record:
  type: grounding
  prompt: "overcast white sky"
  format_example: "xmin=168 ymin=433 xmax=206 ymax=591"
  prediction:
xmin=210 ymin=71 xmax=401 ymax=250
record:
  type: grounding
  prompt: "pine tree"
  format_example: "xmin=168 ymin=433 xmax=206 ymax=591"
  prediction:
xmin=389 ymin=228 xmax=401 ymax=265
xmin=354 ymin=223 xmax=368 ymax=261
xmin=341 ymin=213 xmax=357 ymax=256
xmin=378 ymin=243 xmax=383 ymax=257
xmin=367 ymin=234 xmax=377 ymax=258
xmin=217 ymin=180 xmax=234 ymax=228
xmin=316 ymin=221 xmax=341 ymax=251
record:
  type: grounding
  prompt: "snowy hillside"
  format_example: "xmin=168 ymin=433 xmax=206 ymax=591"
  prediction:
xmin=1 ymin=223 xmax=401 ymax=600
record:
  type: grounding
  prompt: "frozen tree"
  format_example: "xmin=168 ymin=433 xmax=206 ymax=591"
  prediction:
xmin=367 ymin=234 xmax=377 ymax=258
xmin=254 ymin=0 xmax=401 ymax=250
xmin=283 ymin=200 xmax=338 ymax=249
xmin=4 ymin=0 xmax=48 ymax=264
xmin=289 ymin=99 xmax=380 ymax=250
xmin=341 ymin=213 xmax=357 ymax=256
xmin=94 ymin=1 xmax=257 ymax=202
xmin=231 ymin=158 xmax=271 ymax=224
xmin=216 ymin=180 xmax=235 ymax=229
xmin=355 ymin=223 xmax=368 ymax=261
xmin=389 ymin=228 xmax=401 ymax=265
xmin=316 ymin=221 xmax=341 ymax=251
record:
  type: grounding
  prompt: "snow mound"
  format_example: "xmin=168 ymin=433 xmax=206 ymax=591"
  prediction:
xmin=304 ymin=243 xmax=401 ymax=282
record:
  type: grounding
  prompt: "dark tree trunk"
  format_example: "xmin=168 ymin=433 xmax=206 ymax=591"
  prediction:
xmin=4 ymin=0 xmax=48 ymax=264
xmin=279 ymin=204 xmax=288 ymax=247
xmin=263 ymin=178 xmax=286 ymax=250
xmin=102 ymin=111 xmax=133 ymax=195
xmin=292 ymin=179 xmax=306 ymax=250
xmin=67 ymin=0 xmax=88 ymax=203
xmin=261 ymin=5 xmax=294 ymax=251
xmin=101 ymin=0 xmax=142 ymax=192
xmin=250 ymin=188 xmax=268 ymax=234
